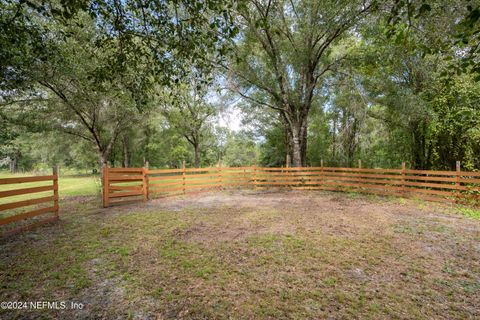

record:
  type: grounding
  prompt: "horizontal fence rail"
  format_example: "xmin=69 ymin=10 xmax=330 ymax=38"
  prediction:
xmin=102 ymin=167 xmax=147 ymax=207
xmin=102 ymin=164 xmax=480 ymax=207
xmin=0 ymin=168 xmax=59 ymax=236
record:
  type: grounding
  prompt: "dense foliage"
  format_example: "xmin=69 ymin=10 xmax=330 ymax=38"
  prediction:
xmin=1 ymin=0 xmax=479 ymax=171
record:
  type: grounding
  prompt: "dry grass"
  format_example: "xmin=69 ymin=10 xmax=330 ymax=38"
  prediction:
xmin=1 ymin=190 xmax=479 ymax=319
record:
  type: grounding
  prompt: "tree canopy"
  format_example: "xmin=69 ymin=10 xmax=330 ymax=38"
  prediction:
xmin=1 ymin=0 xmax=479 ymax=171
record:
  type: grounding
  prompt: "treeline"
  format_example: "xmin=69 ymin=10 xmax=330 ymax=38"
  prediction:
xmin=231 ymin=0 xmax=480 ymax=170
xmin=1 ymin=0 xmax=479 ymax=172
xmin=3 ymin=125 xmax=258 ymax=172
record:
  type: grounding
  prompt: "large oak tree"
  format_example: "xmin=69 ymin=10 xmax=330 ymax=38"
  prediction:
xmin=228 ymin=0 xmax=375 ymax=166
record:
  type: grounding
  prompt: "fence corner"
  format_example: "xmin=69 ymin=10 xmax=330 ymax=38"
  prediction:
xmin=102 ymin=164 xmax=109 ymax=208
xmin=142 ymin=166 xmax=148 ymax=202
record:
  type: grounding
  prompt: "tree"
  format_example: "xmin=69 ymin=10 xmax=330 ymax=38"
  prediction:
xmin=1 ymin=7 xmax=147 ymax=168
xmin=1 ymin=0 xmax=237 ymax=169
xmin=427 ymin=73 xmax=480 ymax=170
xmin=36 ymin=16 xmax=140 ymax=167
xmin=335 ymin=9 xmax=480 ymax=170
xmin=386 ymin=0 xmax=480 ymax=80
xmin=0 ymin=0 xmax=238 ymax=90
xmin=328 ymin=74 xmax=368 ymax=167
xmin=228 ymin=0 xmax=375 ymax=166
xmin=0 ymin=118 xmax=21 ymax=172
xmin=223 ymin=130 xmax=258 ymax=166
xmin=157 ymin=80 xmax=217 ymax=167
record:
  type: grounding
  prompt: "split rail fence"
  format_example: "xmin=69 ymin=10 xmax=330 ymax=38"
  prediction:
xmin=0 ymin=168 xmax=59 ymax=236
xmin=102 ymin=163 xmax=480 ymax=207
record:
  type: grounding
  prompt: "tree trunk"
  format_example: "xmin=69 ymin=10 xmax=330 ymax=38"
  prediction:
xmin=194 ymin=144 xmax=201 ymax=168
xmin=122 ymin=136 xmax=129 ymax=168
xmin=286 ymin=117 xmax=308 ymax=167
xmin=291 ymin=138 xmax=301 ymax=167
xmin=346 ymin=118 xmax=359 ymax=168
xmin=97 ymin=143 xmax=113 ymax=169
xmin=301 ymin=123 xmax=308 ymax=167
xmin=332 ymin=118 xmax=337 ymax=161
xmin=9 ymin=155 xmax=17 ymax=173
xmin=411 ymin=121 xmax=429 ymax=170
xmin=144 ymin=124 xmax=151 ymax=165
xmin=99 ymin=152 xmax=108 ymax=169
xmin=290 ymin=125 xmax=302 ymax=167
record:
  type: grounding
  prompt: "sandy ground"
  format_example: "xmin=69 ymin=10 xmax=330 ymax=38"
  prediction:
xmin=1 ymin=189 xmax=479 ymax=319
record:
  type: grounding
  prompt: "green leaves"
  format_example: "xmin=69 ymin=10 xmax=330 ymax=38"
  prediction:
xmin=385 ymin=0 xmax=480 ymax=82
xmin=417 ymin=3 xmax=432 ymax=17
xmin=2 ymin=0 xmax=238 ymax=92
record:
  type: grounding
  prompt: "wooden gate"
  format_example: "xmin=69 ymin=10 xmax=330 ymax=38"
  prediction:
xmin=102 ymin=166 xmax=147 ymax=207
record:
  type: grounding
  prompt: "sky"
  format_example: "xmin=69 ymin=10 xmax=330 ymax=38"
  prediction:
xmin=218 ymin=106 xmax=243 ymax=132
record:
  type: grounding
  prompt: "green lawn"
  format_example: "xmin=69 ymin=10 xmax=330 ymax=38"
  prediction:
xmin=57 ymin=175 xmax=100 ymax=197
xmin=0 ymin=171 xmax=99 ymax=200
xmin=0 ymin=190 xmax=479 ymax=319
xmin=0 ymin=172 xmax=100 ymax=219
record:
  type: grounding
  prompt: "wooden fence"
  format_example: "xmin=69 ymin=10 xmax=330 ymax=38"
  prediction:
xmin=102 ymin=163 xmax=480 ymax=207
xmin=102 ymin=166 xmax=147 ymax=208
xmin=0 ymin=168 xmax=59 ymax=236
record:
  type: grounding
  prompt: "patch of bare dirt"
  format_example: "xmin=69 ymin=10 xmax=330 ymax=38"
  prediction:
xmin=2 ymin=189 xmax=480 ymax=319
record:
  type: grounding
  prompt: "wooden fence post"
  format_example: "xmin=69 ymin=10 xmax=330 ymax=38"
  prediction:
xmin=321 ymin=159 xmax=324 ymax=189
xmin=357 ymin=160 xmax=362 ymax=186
xmin=142 ymin=163 xmax=148 ymax=202
xmin=401 ymin=162 xmax=406 ymax=195
xmin=182 ymin=160 xmax=186 ymax=195
xmin=53 ymin=166 xmax=59 ymax=218
xmin=456 ymin=161 xmax=461 ymax=201
xmin=145 ymin=161 xmax=149 ymax=200
xmin=102 ymin=164 xmax=109 ymax=208
xmin=253 ymin=165 xmax=257 ymax=189
xmin=286 ymin=155 xmax=290 ymax=188
xmin=218 ymin=160 xmax=223 ymax=189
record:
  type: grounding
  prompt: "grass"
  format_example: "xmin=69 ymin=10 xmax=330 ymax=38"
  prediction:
xmin=0 ymin=171 xmax=99 ymax=206
xmin=0 ymin=170 xmax=479 ymax=318
xmin=0 ymin=190 xmax=479 ymax=319
xmin=0 ymin=171 xmax=100 ymax=220
xmin=458 ymin=207 xmax=480 ymax=220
